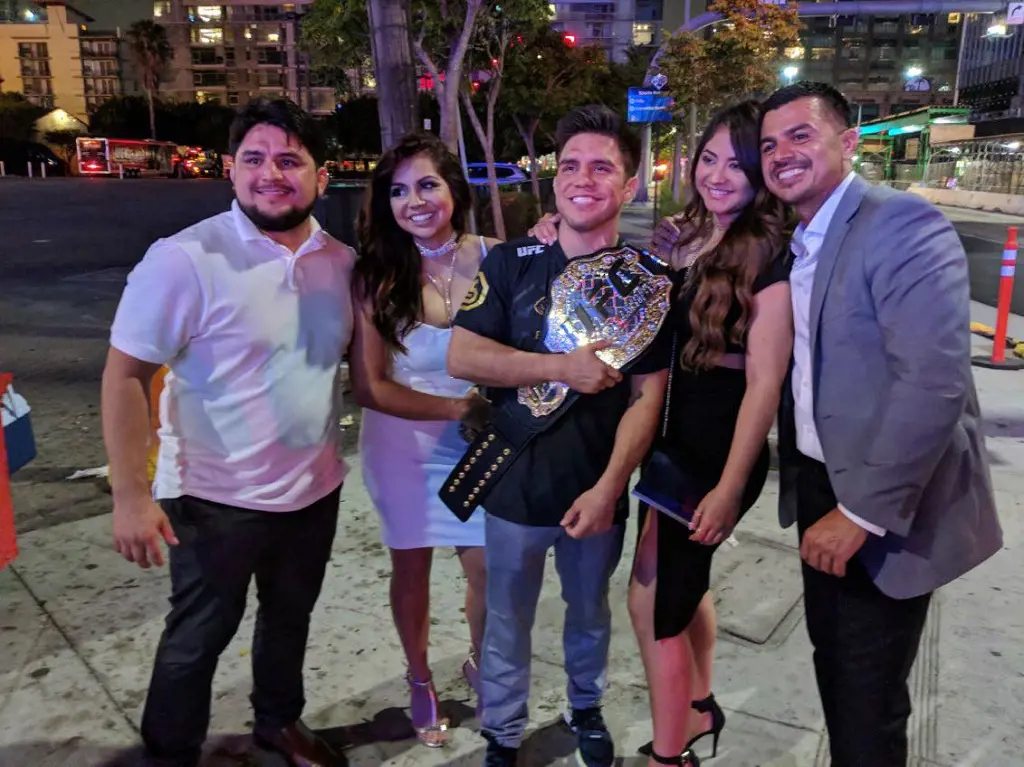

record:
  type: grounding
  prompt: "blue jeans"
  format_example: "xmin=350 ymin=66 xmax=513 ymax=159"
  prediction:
xmin=479 ymin=514 xmax=625 ymax=748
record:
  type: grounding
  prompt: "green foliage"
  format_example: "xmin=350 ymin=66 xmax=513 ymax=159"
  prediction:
xmin=299 ymin=0 xmax=371 ymax=96
xmin=0 ymin=92 xmax=48 ymax=142
xmin=656 ymin=0 xmax=802 ymax=123
xmin=43 ymin=129 xmax=81 ymax=165
xmin=89 ymin=96 xmax=238 ymax=152
xmin=126 ymin=19 xmax=173 ymax=93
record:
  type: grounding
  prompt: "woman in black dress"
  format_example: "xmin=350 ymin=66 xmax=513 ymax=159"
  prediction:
xmin=628 ymin=101 xmax=794 ymax=766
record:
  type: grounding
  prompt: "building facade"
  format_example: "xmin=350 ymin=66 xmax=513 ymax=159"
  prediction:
xmin=0 ymin=1 xmax=92 ymax=120
xmin=548 ymin=0 xmax=643 ymax=62
xmin=956 ymin=14 xmax=1024 ymax=121
xmin=784 ymin=12 xmax=960 ymax=121
xmin=154 ymin=1 xmax=335 ymax=115
xmin=0 ymin=1 xmax=134 ymax=120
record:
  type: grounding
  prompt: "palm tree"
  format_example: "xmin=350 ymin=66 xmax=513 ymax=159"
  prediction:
xmin=127 ymin=20 xmax=173 ymax=140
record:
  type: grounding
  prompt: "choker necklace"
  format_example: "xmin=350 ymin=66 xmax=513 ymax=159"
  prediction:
xmin=415 ymin=232 xmax=459 ymax=260
xmin=418 ymin=233 xmax=461 ymax=324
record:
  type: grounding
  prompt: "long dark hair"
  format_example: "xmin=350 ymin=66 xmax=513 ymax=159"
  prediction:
xmin=672 ymin=100 xmax=789 ymax=370
xmin=355 ymin=133 xmax=473 ymax=352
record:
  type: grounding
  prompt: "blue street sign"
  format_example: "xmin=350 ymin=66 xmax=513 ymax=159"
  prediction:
xmin=627 ymin=88 xmax=675 ymax=123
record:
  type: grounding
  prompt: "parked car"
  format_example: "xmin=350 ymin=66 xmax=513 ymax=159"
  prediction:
xmin=465 ymin=162 xmax=528 ymax=186
xmin=0 ymin=139 xmax=67 ymax=176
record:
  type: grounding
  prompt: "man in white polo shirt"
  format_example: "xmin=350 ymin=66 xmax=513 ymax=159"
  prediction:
xmin=102 ymin=98 xmax=353 ymax=767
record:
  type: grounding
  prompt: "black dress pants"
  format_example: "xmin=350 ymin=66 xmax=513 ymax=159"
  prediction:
xmin=795 ymin=455 xmax=931 ymax=767
xmin=140 ymin=487 xmax=341 ymax=765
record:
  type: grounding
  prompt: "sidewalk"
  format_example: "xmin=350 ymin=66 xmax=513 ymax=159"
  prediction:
xmin=1 ymin=310 xmax=1022 ymax=767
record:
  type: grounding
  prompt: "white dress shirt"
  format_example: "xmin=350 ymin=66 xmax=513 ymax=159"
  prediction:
xmin=789 ymin=172 xmax=885 ymax=536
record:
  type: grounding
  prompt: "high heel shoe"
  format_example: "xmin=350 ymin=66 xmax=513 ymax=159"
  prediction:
xmin=638 ymin=693 xmax=725 ymax=759
xmin=687 ymin=694 xmax=725 ymax=757
xmin=407 ymin=672 xmax=449 ymax=748
xmin=647 ymin=748 xmax=701 ymax=765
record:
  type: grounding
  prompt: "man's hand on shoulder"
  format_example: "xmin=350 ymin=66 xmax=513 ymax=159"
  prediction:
xmin=559 ymin=340 xmax=622 ymax=394
xmin=800 ymin=508 xmax=868 ymax=577
xmin=561 ymin=481 xmax=618 ymax=539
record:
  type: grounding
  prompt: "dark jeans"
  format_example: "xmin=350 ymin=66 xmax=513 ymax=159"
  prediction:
xmin=795 ymin=455 xmax=931 ymax=767
xmin=140 ymin=487 xmax=341 ymax=765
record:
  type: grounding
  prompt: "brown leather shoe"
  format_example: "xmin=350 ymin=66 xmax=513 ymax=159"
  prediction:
xmin=253 ymin=721 xmax=343 ymax=767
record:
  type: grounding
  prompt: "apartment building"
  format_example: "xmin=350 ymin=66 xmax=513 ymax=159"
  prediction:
xmin=788 ymin=12 xmax=960 ymax=121
xmin=0 ymin=1 xmax=132 ymax=119
xmin=0 ymin=1 xmax=91 ymax=119
xmin=154 ymin=1 xmax=335 ymax=115
xmin=956 ymin=13 xmax=1024 ymax=122
xmin=551 ymin=0 xmax=666 ymax=62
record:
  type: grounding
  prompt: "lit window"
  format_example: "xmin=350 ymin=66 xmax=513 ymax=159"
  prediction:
xmin=197 ymin=28 xmax=223 ymax=45
xmin=784 ymin=46 xmax=804 ymax=59
xmin=947 ymin=12 xmax=961 ymax=23
xmin=633 ymin=22 xmax=653 ymax=46
xmin=244 ymin=28 xmax=253 ymax=40
xmin=267 ymin=32 xmax=280 ymax=42
xmin=153 ymin=1 xmax=170 ymax=17
xmin=196 ymin=5 xmax=223 ymax=23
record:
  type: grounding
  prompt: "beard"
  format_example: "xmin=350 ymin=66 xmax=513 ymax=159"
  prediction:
xmin=237 ymin=196 xmax=317 ymax=232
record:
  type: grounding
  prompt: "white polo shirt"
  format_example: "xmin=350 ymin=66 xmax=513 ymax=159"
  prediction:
xmin=111 ymin=201 xmax=354 ymax=512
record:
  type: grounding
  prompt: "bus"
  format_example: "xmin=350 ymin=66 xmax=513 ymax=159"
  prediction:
xmin=76 ymin=137 xmax=179 ymax=177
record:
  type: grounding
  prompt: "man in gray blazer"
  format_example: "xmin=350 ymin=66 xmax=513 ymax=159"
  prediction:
xmin=759 ymin=81 xmax=1002 ymax=766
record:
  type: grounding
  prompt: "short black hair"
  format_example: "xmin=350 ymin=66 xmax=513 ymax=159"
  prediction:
xmin=762 ymin=81 xmax=853 ymax=129
xmin=228 ymin=98 xmax=327 ymax=166
xmin=555 ymin=104 xmax=642 ymax=178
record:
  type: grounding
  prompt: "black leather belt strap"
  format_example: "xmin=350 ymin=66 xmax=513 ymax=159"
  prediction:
xmin=440 ymin=388 xmax=582 ymax=521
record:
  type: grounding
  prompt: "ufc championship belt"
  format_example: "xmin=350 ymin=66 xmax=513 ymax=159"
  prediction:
xmin=440 ymin=244 xmax=673 ymax=521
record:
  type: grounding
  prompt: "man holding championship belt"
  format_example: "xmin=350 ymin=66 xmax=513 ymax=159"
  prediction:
xmin=447 ymin=105 xmax=672 ymax=767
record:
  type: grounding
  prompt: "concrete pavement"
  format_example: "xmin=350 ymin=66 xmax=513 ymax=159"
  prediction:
xmin=1 ymin=303 xmax=1022 ymax=767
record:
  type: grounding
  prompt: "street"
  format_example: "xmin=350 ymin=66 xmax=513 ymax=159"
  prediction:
xmin=0 ymin=177 xmax=1022 ymax=766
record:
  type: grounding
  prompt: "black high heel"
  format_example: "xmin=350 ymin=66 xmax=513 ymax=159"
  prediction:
xmin=638 ymin=694 xmax=725 ymax=759
xmin=687 ymin=694 xmax=725 ymax=757
xmin=647 ymin=748 xmax=701 ymax=765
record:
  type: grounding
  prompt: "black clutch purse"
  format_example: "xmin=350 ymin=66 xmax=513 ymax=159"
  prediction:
xmin=632 ymin=332 xmax=709 ymax=526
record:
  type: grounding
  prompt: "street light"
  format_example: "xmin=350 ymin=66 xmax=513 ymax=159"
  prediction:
xmin=782 ymin=65 xmax=799 ymax=84
xmin=906 ymin=66 xmax=923 ymax=78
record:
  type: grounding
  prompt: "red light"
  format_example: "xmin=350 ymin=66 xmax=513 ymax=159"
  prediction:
xmin=491 ymin=58 xmax=499 ymax=67
xmin=563 ymin=33 xmax=576 ymax=46
xmin=472 ymin=80 xmax=481 ymax=90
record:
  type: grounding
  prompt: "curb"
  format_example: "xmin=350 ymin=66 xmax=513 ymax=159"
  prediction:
xmin=969 ymin=322 xmax=1024 ymax=359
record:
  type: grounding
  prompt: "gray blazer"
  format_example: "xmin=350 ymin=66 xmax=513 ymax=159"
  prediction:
xmin=777 ymin=174 xmax=1003 ymax=599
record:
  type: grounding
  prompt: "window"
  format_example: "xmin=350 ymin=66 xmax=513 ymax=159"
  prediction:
xmin=633 ymin=22 xmax=654 ymax=46
xmin=191 ymin=47 xmax=222 ymax=65
xmin=855 ymin=102 xmax=880 ymax=120
xmin=784 ymin=46 xmax=804 ymax=59
xmin=193 ymin=71 xmax=227 ymax=86
xmin=257 ymin=48 xmax=284 ymax=65
xmin=20 ymin=59 xmax=51 ymax=77
xmin=18 ymin=42 xmax=49 ymax=59
xmin=228 ymin=91 xmax=240 ymax=106
xmin=810 ymin=47 xmax=835 ymax=60
xmin=153 ymin=1 xmax=171 ymax=18
xmin=192 ymin=28 xmax=224 ymax=45
xmin=193 ymin=5 xmax=223 ymax=23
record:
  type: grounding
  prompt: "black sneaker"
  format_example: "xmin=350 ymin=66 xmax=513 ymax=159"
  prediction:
xmin=483 ymin=736 xmax=519 ymax=767
xmin=564 ymin=707 xmax=615 ymax=767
